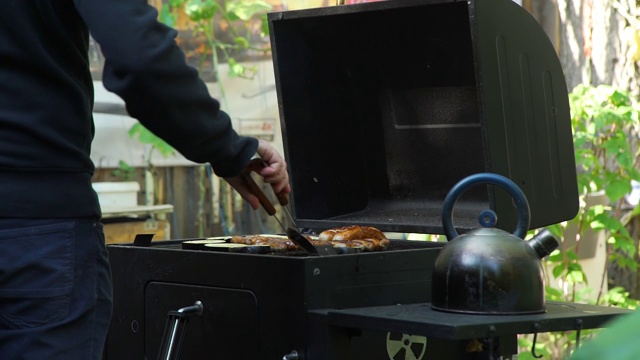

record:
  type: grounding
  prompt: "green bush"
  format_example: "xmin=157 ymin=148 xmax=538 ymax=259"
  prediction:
xmin=519 ymin=84 xmax=640 ymax=359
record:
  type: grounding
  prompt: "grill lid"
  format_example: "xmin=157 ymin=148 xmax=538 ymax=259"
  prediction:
xmin=268 ymin=0 xmax=578 ymax=235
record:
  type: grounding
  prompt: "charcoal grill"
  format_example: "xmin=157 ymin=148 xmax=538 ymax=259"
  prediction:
xmin=105 ymin=1 xmax=630 ymax=359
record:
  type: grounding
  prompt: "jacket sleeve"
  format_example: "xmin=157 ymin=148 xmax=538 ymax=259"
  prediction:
xmin=73 ymin=0 xmax=257 ymax=177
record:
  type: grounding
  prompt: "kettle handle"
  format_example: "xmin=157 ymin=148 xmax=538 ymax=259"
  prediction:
xmin=442 ymin=173 xmax=530 ymax=240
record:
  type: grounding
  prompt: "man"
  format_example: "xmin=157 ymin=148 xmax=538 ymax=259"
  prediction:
xmin=0 ymin=0 xmax=290 ymax=359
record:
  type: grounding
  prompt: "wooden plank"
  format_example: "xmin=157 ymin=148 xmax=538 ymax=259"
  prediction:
xmin=101 ymin=204 xmax=174 ymax=219
xmin=104 ymin=219 xmax=170 ymax=244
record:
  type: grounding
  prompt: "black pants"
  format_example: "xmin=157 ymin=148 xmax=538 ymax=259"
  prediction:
xmin=0 ymin=218 xmax=113 ymax=360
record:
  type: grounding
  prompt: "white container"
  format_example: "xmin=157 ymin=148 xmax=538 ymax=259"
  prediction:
xmin=92 ymin=181 xmax=140 ymax=208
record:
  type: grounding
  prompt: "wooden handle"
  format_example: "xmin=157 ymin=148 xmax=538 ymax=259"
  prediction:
xmin=275 ymin=192 xmax=289 ymax=207
xmin=242 ymin=172 xmax=276 ymax=216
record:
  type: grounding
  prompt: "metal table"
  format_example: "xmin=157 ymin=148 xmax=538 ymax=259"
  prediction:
xmin=310 ymin=301 xmax=632 ymax=359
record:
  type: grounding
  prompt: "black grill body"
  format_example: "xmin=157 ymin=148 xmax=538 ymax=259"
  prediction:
xmin=105 ymin=240 xmax=442 ymax=359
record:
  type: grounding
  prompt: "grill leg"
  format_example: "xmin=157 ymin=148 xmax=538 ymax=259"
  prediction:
xmin=157 ymin=301 xmax=204 ymax=360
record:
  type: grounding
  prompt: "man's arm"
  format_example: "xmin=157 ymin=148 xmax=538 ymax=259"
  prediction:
xmin=74 ymin=0 xmax=255 ymax=177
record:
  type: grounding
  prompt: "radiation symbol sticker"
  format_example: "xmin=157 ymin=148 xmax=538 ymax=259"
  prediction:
xmin=386 ymin=332 xmax=427 ymax=360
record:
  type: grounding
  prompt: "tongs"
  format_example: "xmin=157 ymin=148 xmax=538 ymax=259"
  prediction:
xmin=241 ymin=160 xmax=335 ymax=256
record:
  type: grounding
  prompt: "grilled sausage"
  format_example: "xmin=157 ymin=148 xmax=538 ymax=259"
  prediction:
xmin=352 ymin=238 xmax=390 ymax=251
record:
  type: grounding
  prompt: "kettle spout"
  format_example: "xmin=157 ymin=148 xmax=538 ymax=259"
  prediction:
xmin=527 ymin=229 xmax=560 ymax=259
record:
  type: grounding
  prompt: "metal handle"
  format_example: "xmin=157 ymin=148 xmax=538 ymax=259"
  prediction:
xmin=157 ymin=301 xmax=204 ymax=360
xmin=282 ymin=350 xmax=299 ymax=360
xmin=441 ymin=173 xmax=530 ymax=240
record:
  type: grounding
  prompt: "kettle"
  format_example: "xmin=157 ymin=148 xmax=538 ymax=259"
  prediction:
xmin=431 ymin=173 xmax=559 ymax=314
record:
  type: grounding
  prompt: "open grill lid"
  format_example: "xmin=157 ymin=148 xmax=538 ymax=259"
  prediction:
xmin=268 ymin=0 xmax=578 ymax=235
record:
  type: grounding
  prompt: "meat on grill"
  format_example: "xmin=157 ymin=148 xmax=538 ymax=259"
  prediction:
xmin=230 ymin=235 xmax=297 ymax=252
xmin=231 ymin=226 xmax=390 ymax=252
xmin=332 ymin=238 xmax=390 ymax=251
xmin=318 ymin=225 xmax=387 ymax=241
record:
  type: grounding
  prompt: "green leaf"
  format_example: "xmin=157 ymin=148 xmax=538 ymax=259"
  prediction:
xmin=234 ymin=37 xmax=249 ymax=49
xmin=605 ymin=179 xmax=632 ymax=203
xmin=128 ymin=122 xmax=176 ymax=158
xmin=612 ymin=105 xmax=634 ymax=121
xmin=552 ymin=264 xmax=564 ymax=278
xmin=612 ymin=254 xmax=638 ymax=269
xmin=591 ymin=214 xmax=629 ymax=239
xmin=159 ymin=4 xmax=176 ymax=27
xmin=227 ymin=58 xmax=245 ymax=77
xmin=170 ymin=0 xmax=187 ymax=7
xmin=566 ymin=268 xmax=586 ymax=284
xmin=545 ymin=286 xmax=563 ymax=299
xmin=570 ymin=310 xmax=640 ymax=360
xmin=547 ymin=251 xmax=563 ymax=262
xmin=185 ymin=0 xmax=219 ymax=22
xmin=602 ymin=287 xmax=640 ymax=308
xmin=260 ymin=13 xmax=270 ymax=36
xmin=566 ymin=250 xmax=579 ymax=261
xmin=226 ymin=0 xmax=272 ymax=22
xmin=112 ymin=160 xmax=137 ymax=181
xmin=608 ymin=89 xmax=631 ymax=107
xmin=617 ymin=150 xmax=634 ymax=169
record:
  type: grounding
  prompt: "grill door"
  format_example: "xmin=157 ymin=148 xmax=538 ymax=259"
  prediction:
xmin=145 ymin=282 xmax=259 ymax=359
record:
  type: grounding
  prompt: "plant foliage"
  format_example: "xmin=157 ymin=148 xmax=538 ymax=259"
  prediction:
xmin=519 ymin=85 xmax=640 ymax=359
xmin=127 ymin=0 xmax=272 ymax=163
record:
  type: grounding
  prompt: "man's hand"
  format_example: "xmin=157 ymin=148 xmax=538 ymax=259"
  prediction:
xmin=254 ymin=139 xmax=291 ymax=195
xmin=224 ymin=139 xmax=291 ymax=210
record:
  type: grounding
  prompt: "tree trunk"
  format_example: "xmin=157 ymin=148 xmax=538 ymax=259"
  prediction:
xmin=526 ymin=0 xmax=638 ymax=93
xmin=555 ymin=0 xmax=638 ymax=94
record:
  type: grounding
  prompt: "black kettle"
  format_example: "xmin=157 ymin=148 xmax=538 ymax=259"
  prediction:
xmin=431 ymin=173 xmax=560 ymax=314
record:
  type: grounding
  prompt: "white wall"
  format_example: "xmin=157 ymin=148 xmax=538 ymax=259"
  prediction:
xmin=91 ymin=60 xmax=283 ymax=169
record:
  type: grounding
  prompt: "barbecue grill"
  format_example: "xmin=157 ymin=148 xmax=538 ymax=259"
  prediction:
xmin=104 ymin=1 xmax=630 ymax=359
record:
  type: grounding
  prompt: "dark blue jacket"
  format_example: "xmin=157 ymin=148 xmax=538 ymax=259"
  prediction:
xmin=0 ymin=0 xmax=257 ymax=217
